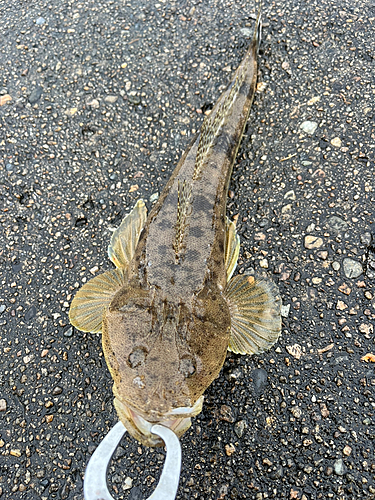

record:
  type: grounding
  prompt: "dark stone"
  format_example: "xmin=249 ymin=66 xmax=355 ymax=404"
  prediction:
xmin=114 ymin=445 xmax=126 ymax=460
xmin=12 ymin=262 xmax=22 ymax=273
xmin=40 ymin=479 xmax=49 ymax=489
xmin=127 ymin=93 xmax=141 ymax=105
xmin=251 ymin=368 xmax=268 ymax=394
xmin=60 ymin=482 xmax=69 ymax=499
xmin=25 ymin=305 xmax=36 ymax=322
xmin=230 ymin=487 xmax=238 ymax=499
xmin=270 ymin=465 xmax=284 ymax=479
xmin=219 ymin=404 xmax=235 ymax=423
xmin=28 ymin=86 xmax=43 ymax=104
xmin=75 ymin=216 xmax=88 ymax=227
xmin=128 ymin=486 xmax=143 ymax=500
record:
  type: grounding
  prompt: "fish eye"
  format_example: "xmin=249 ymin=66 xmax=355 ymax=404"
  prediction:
xmin=128 ymin=347 xmax=148 ymax=369
xmin=179 ymin=356 xmax=196 ymax=378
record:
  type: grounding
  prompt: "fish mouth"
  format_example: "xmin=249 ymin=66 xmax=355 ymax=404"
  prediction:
xmin=114 ymin=395 xmax=204 ymax=447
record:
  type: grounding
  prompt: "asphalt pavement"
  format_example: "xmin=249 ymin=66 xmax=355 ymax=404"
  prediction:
xmin=0 ymin=0 xmax=374 ymax=499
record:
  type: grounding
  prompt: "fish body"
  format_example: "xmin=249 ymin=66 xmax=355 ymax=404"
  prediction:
xmin=70 ymin=8 xmax=281 ymax=447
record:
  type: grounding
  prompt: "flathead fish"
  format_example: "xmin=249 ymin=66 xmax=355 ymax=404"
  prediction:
xmin=69 ymin=8 xmax=281 ymax=447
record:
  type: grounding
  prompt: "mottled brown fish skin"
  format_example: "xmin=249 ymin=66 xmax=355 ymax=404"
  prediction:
xmin=102 ymin=21 xmax=261 ymax=446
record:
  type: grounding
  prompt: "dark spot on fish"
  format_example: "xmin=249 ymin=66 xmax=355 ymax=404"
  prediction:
xmin=218 ymin=240 xmax=224 ymax=252
xmin=158 ymin=244 xmax=168 ymax=255
xmin=219 ymin=131 xmax=235 ymax=157
xmin=194 ymin=194 xmax=212 ymax=213
xmin=157 ymin=219 xmax=171 ymax=230
xmin=189 ymin=226 xmax=204 ymax=238
xmin=186 ymin=248 xmax=200 ymax=261
xmin=128 ymin=346 xmax=148 ymax=368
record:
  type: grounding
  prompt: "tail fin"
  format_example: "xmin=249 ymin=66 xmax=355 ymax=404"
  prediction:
xmin=252 ymin=2 xmax=262 ymax=54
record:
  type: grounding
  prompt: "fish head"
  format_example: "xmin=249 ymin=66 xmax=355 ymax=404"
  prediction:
xmin=102 ymin=285 xmax=231 ymax=446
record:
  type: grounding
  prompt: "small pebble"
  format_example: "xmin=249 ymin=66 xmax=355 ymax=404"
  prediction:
xmin=240 ymin=28 xmax=252 ymax=37
xmin=338 ymin=283 xmax=351 ymax=295
xmin=105 ymin=95 xmax=118 ymax=103
xmin=286 ymin=344 xmax=302 ymax=360
xmin=36 ymin=17 xmax=46 ymax=25
xmin=281 ymin=304 xmax=290 ymax=318
xmin=63 ymin=326 xmax=74 ymax=337
xmin=219 ymin=405 xmax=235 ymax=423
xmin=0 ymin=399 xmax=7 ymax=411
xmin=225 ymin=443 xmax=236 ymax=456
xmin=304 ymin=235 xmax=323 ymax=249
xmin=124 ymin=477 xmax=133 ymax=490
xmin=336 ymin=300 xmax=347 ymax=311
xmin=330 ymin=137 xmax=342 ymax=148
xmin=0 ymin=94 xmax=12 ymax=106
xmin=327 ymin=216 xmax=348 ymax=233
xmin=270 ymin=465 xmax=284 ymax=480
xmin=326 ymin=466 xmax=333 ymax=476
xmin=343 ymin=445 xmax=352 ymax=456
xmin=284 ymin=190 xmax=296 ymax=200
xmin=229 ymin=368 xmax=242 ymax=380
xmin=343 ymin=258 xmax=363 ymax=279
xmin=0 ymin=305 xmax=6 ymax=314
xmin=128 ymin=93 xmax=141 ymax=105
xmin=334 ymin=458 xmax=345 ymax=476
xmin=234 ymin=420 xmax=247 ymax=438
xmin=360 ymin=232 xmax=372 ymax=245
xmin=86 ymin=98 xmax=100 ymax=108
xmin=300 ymin=121 xmax=318 ymax=135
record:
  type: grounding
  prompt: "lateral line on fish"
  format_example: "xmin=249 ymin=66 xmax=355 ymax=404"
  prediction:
xmin=192 ymin=71 xmax=246 ymax=181
xmin=173 ymin=179 xmax=193 ymax=263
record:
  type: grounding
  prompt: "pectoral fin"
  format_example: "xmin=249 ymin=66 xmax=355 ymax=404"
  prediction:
xmin=224 ymin=274 xmax=281 ymax=355
xmin=69 ymin=268 xmax=126 ymax=333
xmin=108 ymin=199 xmax=147 ymax=269
xmin=224 ymin=216 xmax=240 ymax=281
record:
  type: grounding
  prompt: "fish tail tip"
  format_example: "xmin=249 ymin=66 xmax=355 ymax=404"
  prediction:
xmin=252 ymin=2 xmax=262 ymax=52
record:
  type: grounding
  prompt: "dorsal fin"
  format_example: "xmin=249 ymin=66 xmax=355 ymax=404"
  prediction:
xmin=173 ymin=180 xmax=193 ymax=263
